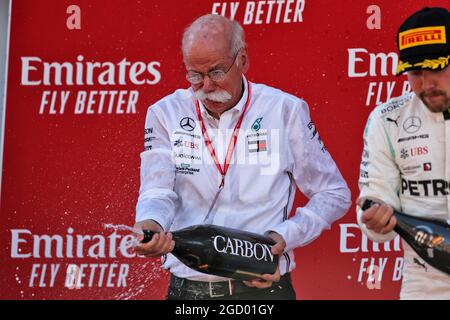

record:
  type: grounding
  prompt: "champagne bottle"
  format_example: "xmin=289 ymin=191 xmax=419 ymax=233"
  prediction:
xmin=141 ymin=224 xmax=279 ymax=280
xmin=362 ymin=199 xmax=450 ymax=275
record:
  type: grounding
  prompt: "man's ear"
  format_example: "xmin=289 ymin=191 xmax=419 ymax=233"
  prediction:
xmin=239 ymin=46 xmax=250 ymax=73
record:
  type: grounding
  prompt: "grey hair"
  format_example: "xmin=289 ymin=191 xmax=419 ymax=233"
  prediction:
xmin=229 ymin=19 xmax=246 ymax=55
xmin=182 ymin=14 xmax=246 ymax=58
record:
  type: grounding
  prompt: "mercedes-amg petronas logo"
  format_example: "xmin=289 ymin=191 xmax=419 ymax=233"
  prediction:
xmin=403 ymin=116 xmax=421 ymax=134
xmin=180 ymin=117 xmax=196 ymax=132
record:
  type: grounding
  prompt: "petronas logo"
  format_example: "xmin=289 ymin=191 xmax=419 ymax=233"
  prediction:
xmin=251 ymin=117 xmax=263 ymax=132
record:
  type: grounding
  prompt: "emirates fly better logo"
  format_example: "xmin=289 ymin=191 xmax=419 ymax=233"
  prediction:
xmin=20 ymin=55 xmax=162 ymax=115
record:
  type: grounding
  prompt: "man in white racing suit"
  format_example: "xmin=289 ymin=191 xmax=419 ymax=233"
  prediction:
xmin=357 ymin=7 xmax=450 ymax=299
xmin=133 ymin=14 xmax=351 ymax=300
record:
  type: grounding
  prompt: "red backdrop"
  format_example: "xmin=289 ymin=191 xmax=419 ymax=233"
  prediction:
xmin=1 ymin=0 xmax=445 ymax=300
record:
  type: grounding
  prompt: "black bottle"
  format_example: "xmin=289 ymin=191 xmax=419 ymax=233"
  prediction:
xmin=362 ymin=199 xmax=450 ymax=275
xmin=141 ymin=224 xmax=279 ymax=280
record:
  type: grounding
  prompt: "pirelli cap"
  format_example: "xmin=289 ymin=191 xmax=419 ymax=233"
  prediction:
xmin=396 ymin=7 xmax=450 ymax=75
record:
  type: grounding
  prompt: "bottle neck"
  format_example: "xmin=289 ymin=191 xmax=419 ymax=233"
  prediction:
xmin=142 ymin=229 xmax=157 ymax=244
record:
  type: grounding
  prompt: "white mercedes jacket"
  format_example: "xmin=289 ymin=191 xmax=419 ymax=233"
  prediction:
xmin=357 ymin=92 xmax=450 ymax=299
xmin=136 ymin=76 xmax=351 ymax=281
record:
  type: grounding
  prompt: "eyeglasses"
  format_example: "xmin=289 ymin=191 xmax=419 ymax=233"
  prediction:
xmin=185 ymin=49 xmax=241 ymax=85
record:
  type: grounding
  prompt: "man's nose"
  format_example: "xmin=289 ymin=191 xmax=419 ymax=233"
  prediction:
xmin=202 ymin=75 xmax=216 ymax=93
xmin=422 ymin=71 xmax=436 ymax=91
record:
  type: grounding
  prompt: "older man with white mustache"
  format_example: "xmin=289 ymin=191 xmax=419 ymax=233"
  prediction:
xmin=134 ymin=14 xmax=351 ymax=300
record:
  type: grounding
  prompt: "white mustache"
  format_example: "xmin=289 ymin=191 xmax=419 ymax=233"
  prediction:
xmin=194 ymin=89 xmax=232 ymax=103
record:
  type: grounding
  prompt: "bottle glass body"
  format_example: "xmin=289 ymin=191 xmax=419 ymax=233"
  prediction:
xmin=142 ymin=224 xmax=279 ymax=280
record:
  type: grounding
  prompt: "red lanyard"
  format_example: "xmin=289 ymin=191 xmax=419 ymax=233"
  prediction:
xmin=195 ymin=80 xmax=252 ymax=189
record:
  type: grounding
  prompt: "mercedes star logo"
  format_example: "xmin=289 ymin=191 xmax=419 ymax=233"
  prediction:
xmin=402 ymin=116 xmax=421 ymax=134
xmin=180 ymin=117 xmax=196 ymax=132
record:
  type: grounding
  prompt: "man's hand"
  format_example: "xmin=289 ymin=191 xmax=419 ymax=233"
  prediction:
xmin=357 ymin=198 xmax=397 ymax=234
xmin=133 ymin=219 xmax=175 ymax=258
xmin=242 ymin=231 xmax=286 ymax=289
